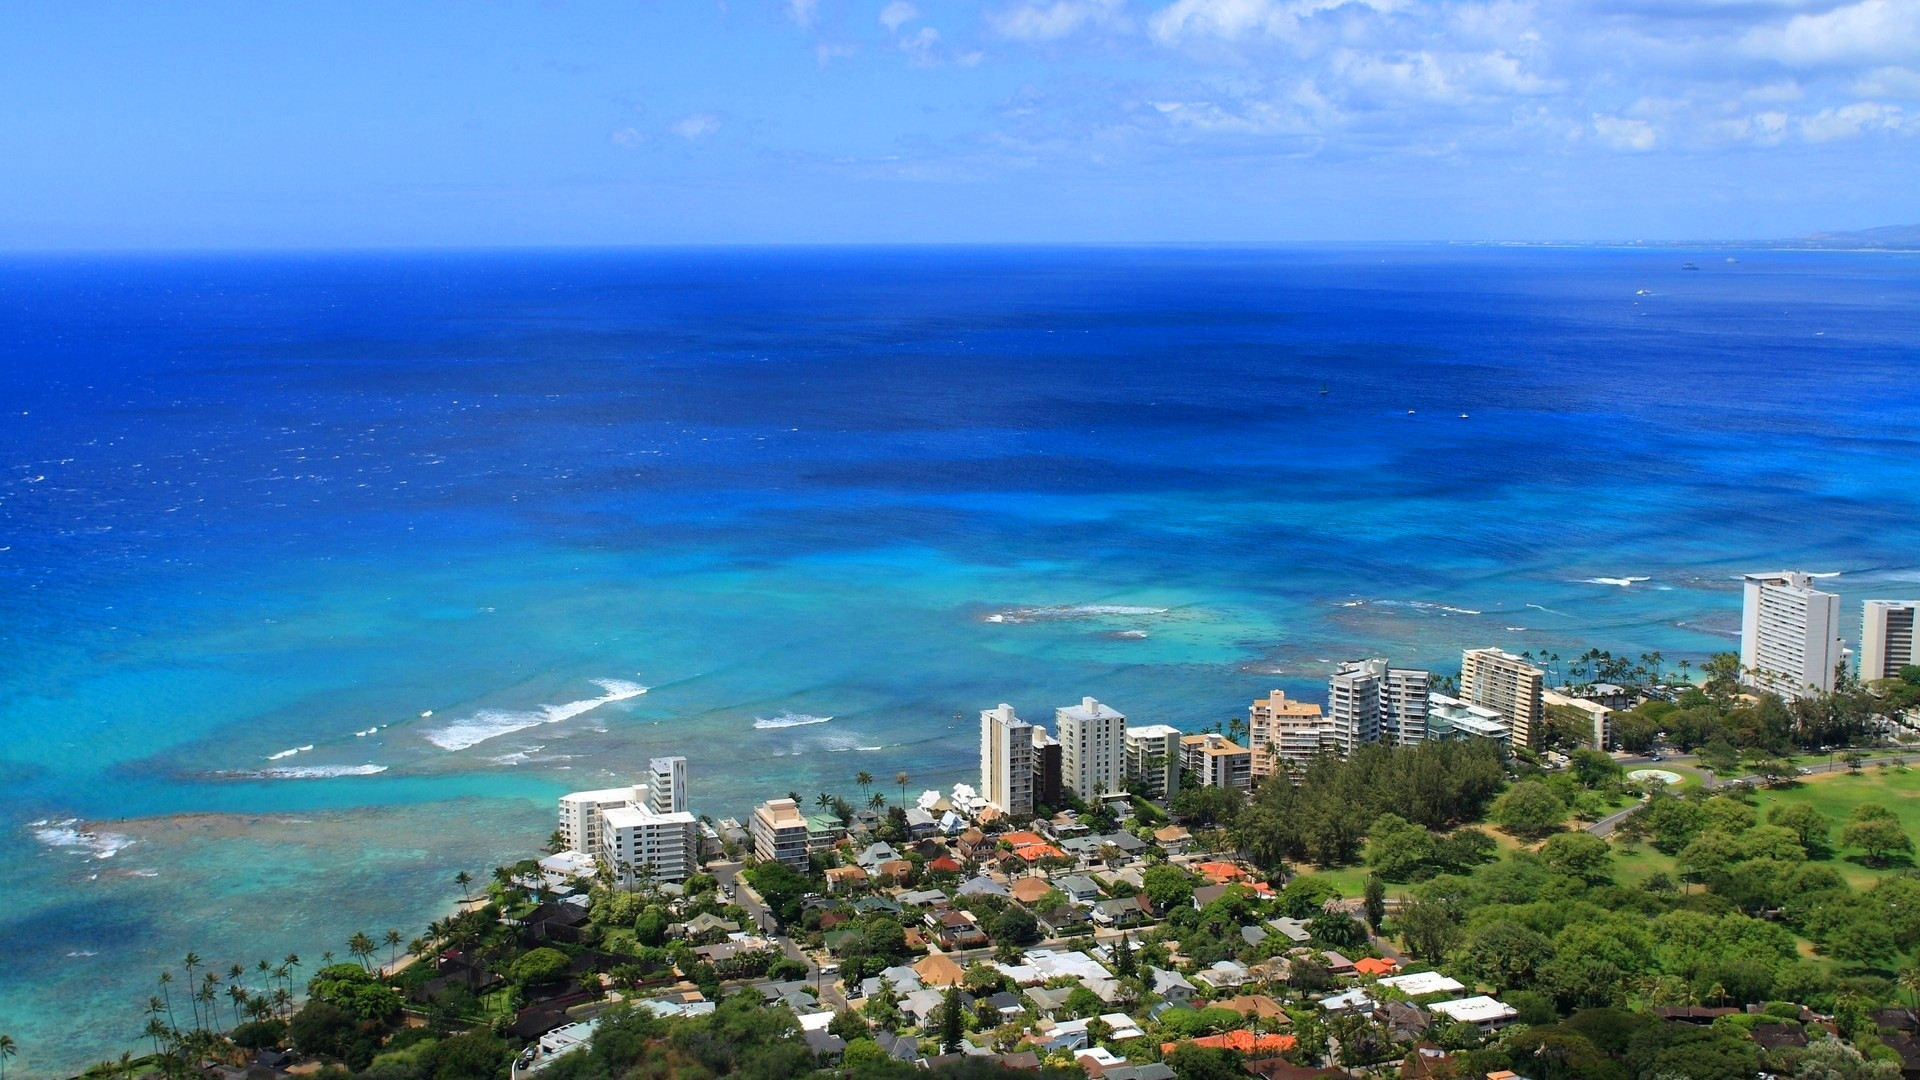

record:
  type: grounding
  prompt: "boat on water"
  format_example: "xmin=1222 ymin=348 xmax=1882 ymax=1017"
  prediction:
xmin=1682 ymin=262 xmax=1700 ymax=270
xmin=1459 ymin=413 xmax=1470 ymax=419
xmin=1319 ymin=382 xmax=1329 ymax=395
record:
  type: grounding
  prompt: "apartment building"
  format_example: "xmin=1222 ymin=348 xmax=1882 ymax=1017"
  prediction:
xmin=1056 ymin=697 xmax=1126 ymax=800
xmin=750 ymin=797 xmax=811 ymax=871
xmin=1426 ymin=693 xmax=1510 ymax=745
xmin=1862 ymin=600 xmax=1919 ymax=683
xmin=1459 ymin=647 xmax=1546 ymax=751
xmin=1247 ymin=689 xmax=1331 ymax=777
xmin=647 ymin=755 xmax=687 ymax=815
xmin=1123 ymin=724 xmax=1183 ymax=801
xmin=1741 ymin=571 xmax=1843 ymax=698
xmin=1180 ymin=733 xmax=1253 ymax=791
xmin=556 ymin=768 xmax=699 ymax=884
xmin=1032 ymin=726 xmax=1064 ymax=811
xmin=979 ymin=704 xmax=1036 ymax=815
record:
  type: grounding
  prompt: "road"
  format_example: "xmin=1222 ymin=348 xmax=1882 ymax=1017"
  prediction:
xmin=709 ymin=861 xmax=847 ymax=1011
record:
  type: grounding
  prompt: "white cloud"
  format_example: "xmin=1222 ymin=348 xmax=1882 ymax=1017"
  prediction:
xmin=670 ymin=113 xmax=724 ymax=139
xmin=901 ymin=25 xmax=944 ymax=65
xmin=1799 ymin=100 xmax=1907 ymax=139
xmin=816 ymin=42 xmax=862 ymax=66
xmin=989 ymin=0 xmax=1126 ymax=41
xmin=611 ymin=127 xmax=647 ymax=148
xmin=880 ymin=1 xmax=920 ymax=31
xmin=787 ymin=0 xmax=820 ymax=27
xmin=1593 ymin=114 xmax=1658 ymax=150
xmin=1854 ymin=66 xmax=1920 ymax=97
xmin=1743 ymin=0 xmax=1920 ymax=66
xmin=1149 ymin=0 xmax=1289 ymax=44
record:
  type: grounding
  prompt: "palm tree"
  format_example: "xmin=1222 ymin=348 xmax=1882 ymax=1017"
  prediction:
xmin=320 ymin=950 xmax=334 ymax=968
xmin=896 ymin=771 xmax=910 ymax=806
xmin=856 ymin=771 xmax=874 ymax=801
xmin=181 ymin=954 xmax=201 ymax=1031
xmin=1 ymin=1033 xmax=17 ymax=1080
xmin=227 ymin=984 xmax=247 ymax=1028
xmin=786 ymin=790 xmax=801 ymax=804
xmin=282 ymin=953 xmax=300 ymax=995
xmin=815 ymin=792 xmax=834 ymax=813
xmin=143 ymin=1018 xmax=168 ymax=1059
xmin=868 ymin=792 xmax=886 ymax=810
xmin=157 ymin=971 xmax=177 ymax=1032
xmin=347 ymin=932 xmax=377 ymax=971
xmin=1900 ymin=967 xmax=1920 ymax=1011
xmin=384 ymin=929 xmax=403 ymax=971
xmin=455 ymin=870 xmax=473 ymax=902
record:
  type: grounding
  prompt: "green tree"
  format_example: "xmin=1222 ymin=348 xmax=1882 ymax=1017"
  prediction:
xmin=1398 ymin=895 xmax=1464 ymax=960
xmin=940 ymin=987 xmax=964 ymax=1054
xmin=1842 ymin=805 xmax=1913 ymax=866
xmin=1540 ymin=832 xmax=1614 ymax=885
xmin=1165 ymin=1043 xmax=1244 ymax=1080
xmin=0 ymin=1034 xmax=15 ymax=1080
xmin=1491 ymin=780 xmax=1568 ymax=839
xmin=1770 ymin=803 xmax=1832 ymax=854
xmin=1142 ymin=864 xmax=1196 ymax=910
xmin=1363 ymin=876 xmax=1387 ymax=931
xmin=1113 ymin=933 xmax=1136 ymax=977
xmin=1366 ymin=813 xmax=1438 ymax=882
xmin=509 ymin=947 xmax=572 ymax=986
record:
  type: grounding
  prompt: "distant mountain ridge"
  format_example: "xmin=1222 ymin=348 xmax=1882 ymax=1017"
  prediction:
xmin=1796 ymin=223 xmax=1920 ymax=249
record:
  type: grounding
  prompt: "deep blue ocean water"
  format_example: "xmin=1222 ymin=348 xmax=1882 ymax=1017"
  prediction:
xmin=3 ymin=246 xmax=1919 ymax=1073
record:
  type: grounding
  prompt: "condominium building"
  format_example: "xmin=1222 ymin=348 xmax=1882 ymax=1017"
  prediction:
xmin=1541 ymin=690 xmax=1613 ymax=750
xmin=1180 ymin=733 xmax=1253 ymax=791
xmin=1862 ymin=600 xmax=1919 ymax=683
xmin=600 ymin=801 xmax=699 ymax=885
xmin=750 ymin=797 xmax=811 ymax=871
xmin=1124 ymin=724 xmax=1183 ymax=801
xmin=1328 ymin=662 xmax=1383 ymax=756
xmin=1426 ymin=693 xmax=1510 ymax=745
xmin=1459 ymin=647 xmax=1545 ymax=751
xmin=1740 ymin=571 xmax=1843 ymax=698
xmin=558 ymin=785 xmax=643 ymax=856
xmin=1248 ymin=690 xmax=1333 ymax=775
xmin=648 ymin=755 xmax=687 ymax=815
xmin=979 ymin=704 xmax=1036 ymax=815
xmin=556 ymin=773 xmax=699 ymax=884
xmin=1032 ymin=726 xmax=1064 ymax=811
xmin=1056 ymin=697 xmax=1127 ymax=800
xmin=1381 ymin=666 xmax=1432 ymax=746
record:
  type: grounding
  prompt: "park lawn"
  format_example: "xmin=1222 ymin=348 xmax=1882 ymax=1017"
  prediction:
xmin=1744 ymin=763 xmax=1920 ymax=887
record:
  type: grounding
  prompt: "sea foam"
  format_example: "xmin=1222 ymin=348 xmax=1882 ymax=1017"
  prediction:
xmin=423 ymin=679 xmax=648 ymax=751
xmin=1581 ymin=576 xmax=1650 ymax=587
xmin=983 ymin=604 xmax=1169 ymax=624
xmin=30 ymin=819 xmax=136 ymax=860
xmin=754 ymin=712 xmax=833 ymax=730
xmin=217 ymin=764 xmax=390 ymax=780
xmin=266 ymin=745 xmax=314 ymax=761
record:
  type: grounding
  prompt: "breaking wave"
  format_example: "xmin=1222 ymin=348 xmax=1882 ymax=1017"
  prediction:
xmin=30 ymin=819 xmax=135 ymax=860
xmin=1581 ymin=576 xmax=1650 ymax=587
xmin=755 ymin=713 xmax=833 ymax=730
xmin=266 ymin=745 xmax=313 ymax=761
xmin=423 ymin=679 xmax=648 ymax=751
xmin=218 ymin=764 xmax=390 ymax=780
xmin=983 ymin=604 xmax=1170 ymax=624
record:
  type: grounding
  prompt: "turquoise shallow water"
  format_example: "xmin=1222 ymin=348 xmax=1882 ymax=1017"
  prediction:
xmin=3 ymin=246 xmax=1920 ymax=1074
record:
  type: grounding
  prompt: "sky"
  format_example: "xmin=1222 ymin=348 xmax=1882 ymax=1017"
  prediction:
xmin=0 ymin=0 xmax=1915 ymax=247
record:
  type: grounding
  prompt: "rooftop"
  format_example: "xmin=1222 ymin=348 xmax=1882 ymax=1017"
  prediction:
xmin=1058 ymin=696 xmax=1125 ymax=722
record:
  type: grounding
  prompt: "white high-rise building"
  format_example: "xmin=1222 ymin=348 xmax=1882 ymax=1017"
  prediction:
xmin=1460 ymin=648 xmax=1546 ymax=751
xmin=1862 ymin=600 xmax=1919 ymax=683
xmin=1741 ymin=572 xmax=1843 ymax=698
xmin=979 ymin=704 xmax=1035 ymax=815
xmin=1328 ymin=660 xmax=1432 ymax=757
xmin=556 ymin=770 xmax=700 ymax=884
xmin=1248 ymin=690 xmax=1331 ymax=776
xmin=1056 ymin=697 xmax=1126 ymax=800
xmin=1124 ymin=724 xmax=1183 ymax=801
xmin=648 ymin=756 xmax=688 ymax=815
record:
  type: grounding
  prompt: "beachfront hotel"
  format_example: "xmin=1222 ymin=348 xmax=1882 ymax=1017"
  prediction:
xmin=979 ymin=703 xmax=1036 ymax=815
xmin=1247 ymin=689 xmax=1329 ymax=776
xmin=1425 ymin=692 xmax=1511 ymax=744
xmin=1861 ymin=600 xmax=1919 ymax=683
xmin=1056 ymin=697 xmax=1127 ymax=800
xmin=1123 ymin=723 xmax=1183 ymax=801
xmin=1740 ymin=571 xmax=1843 ymax=698
xmin=749 ymin=796 xmax=811 ymax=871
xmin=554 ymin=756 xmax=700 ymax=884
xmin=1458 ymin=647 xmax=1545 ymax=751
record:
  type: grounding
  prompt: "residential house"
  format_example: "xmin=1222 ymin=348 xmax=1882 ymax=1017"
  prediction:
xmin=935 ymin=910 xmax=988 ymax=949
xmin=1267 ymin=916 xmax=1312 ymax=943
xmin=1159 ymin=1031 xmax=1297 ymax=1058
xmin=1035 ymin=905 xmax=1091 ymax=937
xmin=1153 ymin=825 xmax=1191 ymax=854
xmin=1010 ymin=877 xmax=1056 ymax=905
xmin=1055 ymin=874 xmax=1104 ymax=904
xmin=1429 ymin=995 xmax=1519 ymax=1033
xmin=1378 ymin=971 xmax=1465 ymax=997
xmin=1193 ymin=960 xmax=1252 ymax=990
xmin=1319 ymin=951 xmax=1357 ymax=977
xmin=1150 ymin=967 xmax=1195 ymax=1004
xmin=1354 ymin=957 xmax=1399 ymax=977
xmin=913 ymin=951 xmax=967 ymax=988
xmin=823 ymin=865 xmax=869 ymax=892
xmin=956 ymin=876 xmax=1010 ymax=899
xmin=1091 ymin=895 xmax=1154 ymax=928
xmin=1216 ymin=996 xmax=1291 ymax=1024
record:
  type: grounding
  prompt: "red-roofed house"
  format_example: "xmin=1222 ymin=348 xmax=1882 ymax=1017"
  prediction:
xmin=928 ymin=855 xmax=964 ymax=875
xmin=1160 ymin=1031 xmax=1297 ymax=1058
xmin=1354 ymin=957 xmax=1399 ymax=977
xmin=1195 ymin=862 xmax=1253 ymax=884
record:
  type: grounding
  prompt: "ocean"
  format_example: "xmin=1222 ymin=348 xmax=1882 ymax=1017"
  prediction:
xmin=3 ymin=245 xmax=1918 ymax=1074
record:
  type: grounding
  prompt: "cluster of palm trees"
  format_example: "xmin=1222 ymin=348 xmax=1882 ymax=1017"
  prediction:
xmin=130 ymin=951 xmax=305 ymax=1076
xmin=790 ymin=770 xmax=916 ymax=824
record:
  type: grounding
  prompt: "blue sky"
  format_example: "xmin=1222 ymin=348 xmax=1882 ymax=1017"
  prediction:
xmin=1 ymin=0 xmax=1915 ymax=247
